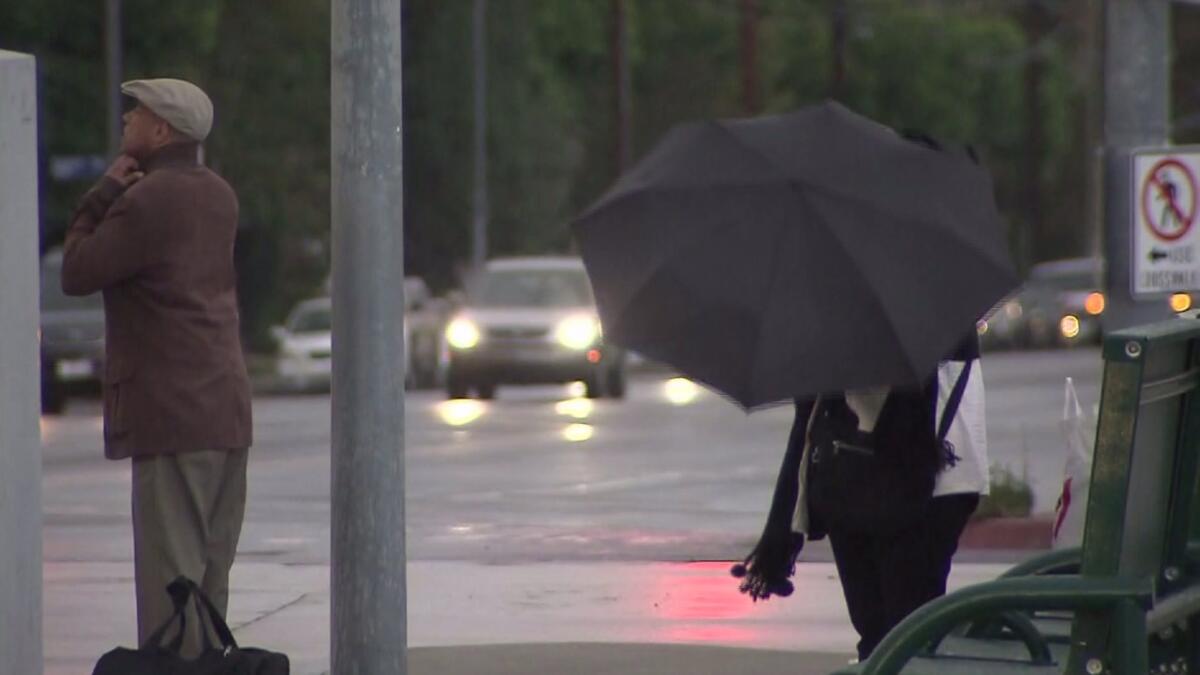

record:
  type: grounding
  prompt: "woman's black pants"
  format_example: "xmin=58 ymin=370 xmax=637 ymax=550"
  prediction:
xmin=826 ymin=493 xmax=980 ymax=661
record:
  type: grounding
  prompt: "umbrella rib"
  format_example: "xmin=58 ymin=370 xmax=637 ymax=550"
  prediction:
xmin=707 ymin=119 xmax=1005 ymax=265
xmin=744 ymin=210 xmax=792 ymax=405
xmin=791 ymin=186 xmax=926 ymax=387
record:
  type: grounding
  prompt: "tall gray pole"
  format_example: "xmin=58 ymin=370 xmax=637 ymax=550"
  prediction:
xmin=330 ymin=2 xmax=407 ymax=673
xmin=105 ymin=0 xmax=122 ymax=157
xmin=0 ymin=50 xmax=43 ymax=675
xmin=612 ymin=0 xmax=632 ymax=173
xmin=472 ymin=0 xmax=489 ymax=269
xmin=1102 ymin=0 xmax=1171 ymax=330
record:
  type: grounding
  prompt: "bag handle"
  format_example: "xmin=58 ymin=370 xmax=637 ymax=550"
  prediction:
xmin=165 ymin=577 xmax=240 ymax=651
xmin=140 ymin=579 xmax=193 ymax=652
xmin=936 ymin=360 xmax=973 ymax=443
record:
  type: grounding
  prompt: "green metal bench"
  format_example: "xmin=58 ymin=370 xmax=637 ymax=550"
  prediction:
xmin=831 ymin=318 xmax=1200 ymax=674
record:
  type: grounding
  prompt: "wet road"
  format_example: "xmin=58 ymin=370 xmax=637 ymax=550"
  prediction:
xmin=41 ymin=347 xmax=1102 ymax=569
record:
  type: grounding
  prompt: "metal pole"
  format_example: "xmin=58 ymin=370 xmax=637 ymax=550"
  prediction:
xmin=1021 ymin=0 xmax=1048 ymax=259
xmin=612 ymin=0 xmax=632 ymax=174
xmin=0 ymin=50 xmax=43 ymax=675
xmin=830 ymin=0 xmax=847 ymax=101
xmin=105 ymin=0 xmax=122 ymax=158
xmin=739 ymin=0 xmax=760 ymax=116
xmin=472 ymin=0 xmax=489 ymax=269
xmin=330 ymin=1 xmax=406 ymax=673
xmin=1102 ymin=0 xmax=1171 ymax=330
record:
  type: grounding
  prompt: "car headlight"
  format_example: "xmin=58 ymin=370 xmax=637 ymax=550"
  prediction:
xmin=1060 ymin=315 xmax=1081 ymax=339
xmin=445 ymin=318 xmax=481 ymax=350
xmin=555 ymin=315 xmax=600 ymax=350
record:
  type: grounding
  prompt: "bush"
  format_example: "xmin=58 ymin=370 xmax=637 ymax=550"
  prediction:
xmin=972 ymin=464 xmax=1034 ymax=520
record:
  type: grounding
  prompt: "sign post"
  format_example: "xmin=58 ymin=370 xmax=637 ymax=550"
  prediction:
xmin=1131 ymin=148 xmax=1200 ymax=296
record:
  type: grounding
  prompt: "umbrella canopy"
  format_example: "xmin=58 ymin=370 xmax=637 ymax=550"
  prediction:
xmin=571 ymin=101 xmax=1018 ymax=409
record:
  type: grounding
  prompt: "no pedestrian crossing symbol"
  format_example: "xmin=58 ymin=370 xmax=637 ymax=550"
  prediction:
xmin=1133 ymin=147 xmax=1200 ymax=296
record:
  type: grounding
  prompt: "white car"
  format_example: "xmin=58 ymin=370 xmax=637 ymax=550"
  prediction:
xmin=274 ymin=298 xmax=333 ymax=391
xmin=443 ymin=257 xmax=626 ymax=400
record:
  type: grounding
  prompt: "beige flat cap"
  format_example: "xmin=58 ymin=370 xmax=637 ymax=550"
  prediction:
xmin=121 ymin=78 xmax=213 ymax=142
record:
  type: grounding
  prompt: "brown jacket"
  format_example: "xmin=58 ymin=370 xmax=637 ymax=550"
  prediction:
xmin=62 ymin=142 xmax=252 ymax=459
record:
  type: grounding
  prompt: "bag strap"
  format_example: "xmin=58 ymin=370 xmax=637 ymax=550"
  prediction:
xmin=141 ymin=579 xmax=191 ymax=652
xmin=156 ymin=577 xmax=240 ymax=653
xmin=176 ymin=577 xmax=240 ymax=650
xmin=936 ymin=360 xmax=973 ymax=443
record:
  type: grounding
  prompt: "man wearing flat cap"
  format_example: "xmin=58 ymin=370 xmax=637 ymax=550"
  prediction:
xmin=62 ymin=77 xmax=251 ymax=654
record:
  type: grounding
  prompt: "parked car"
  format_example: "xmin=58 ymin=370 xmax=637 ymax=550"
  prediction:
xmin=39 ymin=248 xmax=106 ymax=414
xmin=273 ymin=297 xmax=333 ymax=392
xmin=443 ymin=257 xmax=626 ymax=400
xmin=1027 ymin=257 xmax=1106 ymax=348
xmin=991 ymin=256 xmax=1196 ymax=350
xmin=320 ymin=274 xmax=448 ymax=389
xmin=404 ymin=277 xmax=451 ymax=389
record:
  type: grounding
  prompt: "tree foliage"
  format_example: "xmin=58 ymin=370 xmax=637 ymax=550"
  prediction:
xmin=2 ymin=0 xmax=1122 ymax=345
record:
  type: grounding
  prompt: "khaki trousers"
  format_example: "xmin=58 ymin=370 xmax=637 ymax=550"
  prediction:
xmin=132 ymin=447 xmax=248 ymax=656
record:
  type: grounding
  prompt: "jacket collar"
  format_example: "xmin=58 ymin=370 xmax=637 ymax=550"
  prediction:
xmin=141 ymin=142 xmax=201 ymax=173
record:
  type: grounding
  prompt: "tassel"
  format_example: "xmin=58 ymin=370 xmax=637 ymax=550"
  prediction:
xmin=729 ymin=530 xmax=804 ymax=601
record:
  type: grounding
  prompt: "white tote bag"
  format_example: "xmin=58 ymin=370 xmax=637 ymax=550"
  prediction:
xmin=1052 ymin=377 xmax=1096 ymax=549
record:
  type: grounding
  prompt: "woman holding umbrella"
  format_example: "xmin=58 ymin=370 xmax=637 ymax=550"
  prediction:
xmin=572 ymin=102 xmax=1016 ymax=663
xmin=734 ymin=328 xmax=989 ymax=661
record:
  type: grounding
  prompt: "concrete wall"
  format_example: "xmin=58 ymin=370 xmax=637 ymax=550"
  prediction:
xmin=0 ymin=50 xmax=43 ymax=673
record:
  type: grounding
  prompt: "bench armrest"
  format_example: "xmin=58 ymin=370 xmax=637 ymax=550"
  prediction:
xmin=999 ymin=547 xmax=1082 ymax=578
xmin=852 ymin=576 xmax=1152 ymax=675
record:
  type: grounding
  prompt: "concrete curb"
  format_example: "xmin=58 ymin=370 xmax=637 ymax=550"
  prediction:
xmin=960 ymin=515 xmax=1054 ymax=550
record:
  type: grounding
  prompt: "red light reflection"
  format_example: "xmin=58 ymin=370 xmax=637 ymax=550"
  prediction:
xmin=649 ymin=561 xmax=760 ymax=645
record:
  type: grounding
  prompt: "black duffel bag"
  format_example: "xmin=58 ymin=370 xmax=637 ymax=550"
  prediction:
xmin=92 ymin=576 xmax=289 ymax=675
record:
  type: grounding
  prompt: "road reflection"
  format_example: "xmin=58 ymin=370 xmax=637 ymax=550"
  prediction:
xmin=663 ymin=378 xmax=700 ymax=406
xmin=436 ymin=399 xmax=487 ymax=427
xmin=561 ymin=423 xmax=594 ymax=442
xmin=554 ymin=398 xmax=593 ymax=419
xmin=652 ymin=561 xmax=758 ymax=644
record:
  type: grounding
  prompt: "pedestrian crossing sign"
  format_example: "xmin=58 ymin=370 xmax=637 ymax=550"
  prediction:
xmin=1133 ymin=147 xmax=1200 ymax=296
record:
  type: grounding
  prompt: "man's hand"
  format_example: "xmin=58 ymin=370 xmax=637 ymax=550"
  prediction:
xmin=104 ymin=155 xmax=144 ymax=188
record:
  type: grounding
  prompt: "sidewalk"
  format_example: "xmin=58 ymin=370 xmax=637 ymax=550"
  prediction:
xmin=45 ymin=559 xmax=1011 ymax=675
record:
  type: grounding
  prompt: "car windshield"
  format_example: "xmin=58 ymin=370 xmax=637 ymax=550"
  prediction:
xmin=288 ymin=306 xmax=332 ymax=333
xmin=471 ymin=268 xmax=593 ymax=308
xmin=40 ymin=258 xmax=101 ymax=312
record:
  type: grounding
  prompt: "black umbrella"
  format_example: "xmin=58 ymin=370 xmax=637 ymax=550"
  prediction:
xmin=572 ymin=101 xmax=1018 ymax=409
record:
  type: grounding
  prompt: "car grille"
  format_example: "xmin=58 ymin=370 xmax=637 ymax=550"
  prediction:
xmin=487 ymin=327 xmax=548 ymax=340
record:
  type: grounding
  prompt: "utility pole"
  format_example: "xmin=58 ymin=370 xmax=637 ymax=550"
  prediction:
xmin=830 ymin=0 xmax=848 ymax=101
xmin=105 ymin=0 xmax=122 ymax=157
xmin=1079 ymin=0 xmax=1104 ymax=258
xmin=330 ymin=1 xmax=407 ymax=673
xmin=739 ymin=0 xmax=760 ymax=115
xmin=1021 ymin=0 xmax=1051 ymax=265
xmin=472 ymin=0 xmax=489 ymax=270
xmin=1101 ymin=0 xmax=1171 ymax=330
xmin=612 ymin=0 xmax=632 ymax=174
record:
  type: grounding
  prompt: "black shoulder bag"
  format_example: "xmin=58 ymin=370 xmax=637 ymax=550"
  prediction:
xmin=806 ymin=361 xmax=973 ymax=535
xmin=92 ymin=576 xmax=290 ymax=675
